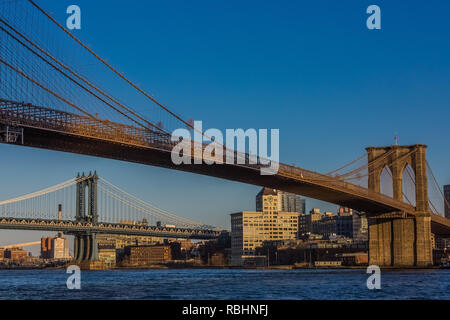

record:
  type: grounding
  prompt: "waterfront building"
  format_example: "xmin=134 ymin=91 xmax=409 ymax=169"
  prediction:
xmin=231 ymin=190 xmax=299 ymax=266
xmin=98 ymin=244 xmax=117 ymax=267
xmin=97 ymin=233 xmax=163 ymax=250
xmin=257 ymin=238 xmax=368 ymax=266
xmin=352 ymin=212 xmax=369 ymax=242
xmin=231 ymin=211 xmax=299 ymax=266
xmin=97 ymin=233 xmax=165 ymax=266
xmin=175 ymin=239 xmax=194 ymax=251
xmin=217 ymin=230 xmax=232 ymax=248
xmin=336 ymin=215 xmax=353 ymax=238
xmin=4 ymin=247 xmax=27 ymax=260
xmin=445 ymin=185 xmax=450 ymax=219
xmin=210 ymin=252 xmax=227 ymax=266
xmin=304 ymin=207 xmax=368 ymax=241
xmin=119 ymin=245 xmax=172 ymax=266
xmin=313 ymin=215 xmax=336 ymax=237
xmin=308 ymin=208 xmax=323 ymax=234
xmin=41 ymin=235 xmax=70 ymax=259
xmin=339 ymin=252 xmax=369 ymax=266
xmin=314 ymin=260 xmax=342 ymax=267
xmin=0 ymin=248 xmax=4 ymax=260
xmin=335 ymin=209 xmax=368 ymax=241
xmin=298 ymin=213 xmax=308 ymax=235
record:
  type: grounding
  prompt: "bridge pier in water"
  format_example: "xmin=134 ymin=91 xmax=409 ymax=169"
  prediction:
xmin=368 ymin=215 xmax=432 ymax=267
xmin=366 ymin=145 xmax=433 ymax=267
xmin=73 ymin=233 xmax=99 ymax=262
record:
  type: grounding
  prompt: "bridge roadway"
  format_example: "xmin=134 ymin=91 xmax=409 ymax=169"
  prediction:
xmin=0 ymin=218 xmax=221 ymax=239
xmin=1 ymin=100 xmax=450 ymax=235
xmin=430 ymin=213 xmax=450 ymax=236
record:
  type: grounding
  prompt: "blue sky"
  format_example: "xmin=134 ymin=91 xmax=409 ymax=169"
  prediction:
xmin=1 ymin=0 xmax=450 ymax=253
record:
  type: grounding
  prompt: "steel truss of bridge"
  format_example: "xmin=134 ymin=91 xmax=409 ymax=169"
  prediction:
xmin=0 ymin=218 xmax=221 ymax=239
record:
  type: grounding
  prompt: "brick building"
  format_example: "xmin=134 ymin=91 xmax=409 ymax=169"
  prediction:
xmin=120 ymin=245 xmax=172 ymax=266
xmin=4 ymin=248 xmax=27 ymax=260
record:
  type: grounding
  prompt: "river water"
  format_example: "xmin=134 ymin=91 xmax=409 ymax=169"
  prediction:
xmin=0 ymin=268 xmax=449 ymax=300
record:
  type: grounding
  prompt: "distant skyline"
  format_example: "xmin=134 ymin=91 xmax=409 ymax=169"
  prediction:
xmin=1 ymin=0 xmax=450 ymax=254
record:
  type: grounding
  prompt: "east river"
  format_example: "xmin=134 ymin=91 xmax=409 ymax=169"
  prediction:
xmin=0 ymin=268 xmax=449 ymax=300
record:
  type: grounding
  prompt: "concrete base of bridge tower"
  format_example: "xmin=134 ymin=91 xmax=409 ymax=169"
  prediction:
xmin=414 ymin=215 xmax=433 ymax=267
xmin=368 ymin=215 xmax=433 ymax=268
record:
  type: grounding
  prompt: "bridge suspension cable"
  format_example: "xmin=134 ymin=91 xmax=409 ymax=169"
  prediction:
xmin=25 ymin=0 xmax=244 ymax=159
xmin=0 ymin=174 xmax=206 ymax=229
xmin=382 ymin=165 xmax=414 ymax=206
xmin=304 ymin=149 xmax=401 ymax=184
xmin=97 ymin=177 xmax=204 ymax=228
xmin=326 ymin=152 xmax=368 ymax=176
xmin=0 ymin=16 xmax=168 ymax=136
xmin=0 ymin=57 xmax=99 ymax=123
xmin=27 ymin=0 xmax=193 ymax=133
xmin=426 ymin=161 xmax=449 ymax=216
xmin=1 ymin=1 xmax=445 ymax=219
xmin=0 ymin=177 xmax=83 ymax=206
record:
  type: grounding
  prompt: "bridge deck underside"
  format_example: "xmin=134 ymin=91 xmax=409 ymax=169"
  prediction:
xmin=430 ymin=213 xmax=450 ymax=236
xmin=1 ymin=112 xmax=449 ymax=236
xmin=0 ymin=125 xmax=413 ymax=215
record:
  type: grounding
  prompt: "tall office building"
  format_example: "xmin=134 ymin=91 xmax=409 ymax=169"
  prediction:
xmin=445 ymin=185 xmax=450 ymax=219
xmin=278 ymin=191 xmax=306 ymax=214
xmin=232 ymin=190 xmax=299 ymax=266
xmin=256 ymin=188 xmax=305 ymax=214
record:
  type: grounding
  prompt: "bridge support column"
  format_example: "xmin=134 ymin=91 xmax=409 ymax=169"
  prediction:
xmin=73 ymin=233 xmax=99 ymax=262
xmin=74 ymin=234 xmax=84 ymax=261
xmin=414 ymin=215 xmax=432 ymax=267
xmin=369 ymin=215 xmax=432 ymax=267
xmin=368 ymin=218 xmax=392 ymax=266
xmin=366 ymin=144 xmax=433 ymax=268
xmin=392 ymin=218 xmax=415 ymax=266
xmin=89 ymin=233 xmax=99 ymax=261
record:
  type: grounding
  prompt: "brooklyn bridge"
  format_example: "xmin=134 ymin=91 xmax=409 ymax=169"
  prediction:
xmin=0 ymin=0 xmax=449 ymax=268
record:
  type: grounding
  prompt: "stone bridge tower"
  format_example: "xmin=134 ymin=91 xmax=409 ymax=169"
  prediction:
xmin=366 ymin=144 xmax=432 ymax=267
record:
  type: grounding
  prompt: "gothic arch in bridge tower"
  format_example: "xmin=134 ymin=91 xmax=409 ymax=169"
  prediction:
xmin=379 ymin=166 xmax=393 ymax=198
xmin=366 ymin=144 xmax=429 ymax=211
xmin=75 ymin=172 xmax=98 ymax=224
xmin=402 ymin=163 xmax=416 ymax=207
xmin=365 ymin=144 xmax=432 ymax=267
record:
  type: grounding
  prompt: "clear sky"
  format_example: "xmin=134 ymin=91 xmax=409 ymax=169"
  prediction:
xmin=1 ymin=0 xmax=449 ymax=254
